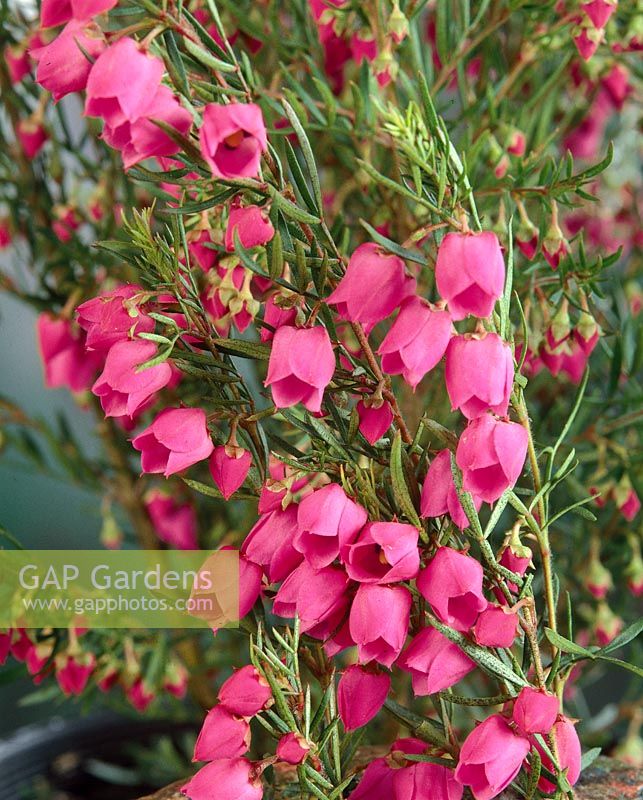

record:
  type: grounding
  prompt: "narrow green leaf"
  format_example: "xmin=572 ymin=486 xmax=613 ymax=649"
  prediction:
xmin=390 ymin=431 xmax=423 ymax=529
xmin=282 ymin=100 xmax=323 ymax=213
xmin=544 ymin=628 xmax=594 ymax=658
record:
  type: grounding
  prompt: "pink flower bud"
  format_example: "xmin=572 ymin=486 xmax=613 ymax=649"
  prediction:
xmin=199 ymin=103 xmax=267 ymax=179
xmin=574 ymin=311 xmax=600 ymax=355
xmin=225 ymin=205 xmax=274 ymax=251
xmin=127 ymin=678 xmax=155 ymax=711
xmin=242 ymin=506 xmax=303 ymax=583
xmin=594 ymin=601 xmax=622 ymax=646
xmin=377 ymin=297 xmax=453 ymax=389
xmin=132 ymin=407 xmax=214 ymax=477
xmin=265 ymin=325 xmax=335 ymax=413
xmin=582 ymin=0 xmax=617 ymax=28
xmin=76 ymin=284 xmax=155 ymax=352
xmin=531 ymin=716 xmax=581 ymax=793
xmin=584 ymin=547 xmax=612 ymax=599
xmin=417 ymin=547 xmax=487 ymax=632
xmin=456 ymin=415 xmax=528 ymax=504
xmin=420 ymin=449 xmax=482 ymax=530
xmin=455 ymin=715 xmax=530 ymax=800
xmin=188 ymin=229 xmax=218 ymax=272
xmin=32 ymin=21 xmax=105 ymax=101
xmin=516 ymin=221 xmax=539 ymax=261
xmin=16 ymin=118 xmax=48 ymax=159
xmin=273 ymin=561 xmax=350 ymax=640
xmin=601 ymin=64 xmax=631 ymax=110
xmin=209 ymin=445 xmax=252 ymax=500
xmin=393 ymin=762 xmax=463 ymax=800
xmin=435 ymin=232 xmax=505 ymax=321
xmin=181 ymin=758 xmax=263 ymax=800
xmin=512 ymin=687 xmax=559 ymax=736
xmin=10 ymin=629 xmax=32 ymax=662
xmin=344 ymin=521 xmax=420 ymax=584
xmin=276 ymin=732 xmax=310 ymax=765
xmin=260 ymin=294 xmax=300 ymax=342
xmin=164 ymin=661 xmax=189 ymax=698
xmin=194 ymin=705 xmax=251 ymax=761
xmin=398 ymin=627 xmax=475 ymax=695
xmin=356 ymin=398 xmax=393 ymax=444
xmin=338 ymin=665 xmax=390 ymax=731
xmin=499 ymin=530 xmax=532 ymax=592
xmin=445 ymin=333 xmax=514 ymax=419
xmin=326 ymin=243 xmax=416 ymax=332
xmin=295 ymin=483 xmax=367 ymax=569
xmin=474 ymin=604 xmax=519 ymax=648
xmin=614 ymin=476 xmax=640 ymax=521
xmin=625 ymin=548 xmax=643 ymax=597
xmin=92 ymin=339 xmax=173 ymax=418
xmin=55 ymin=653 xmax=95 ymax=696
xmin=218 ymin=665 xmax=272 ymax=717
xmin=0 ymin=218 xmax=11 ymax=249
xmin=145 ymin=490 xmax=198 ymax=549
xmin=349 ymin=583 xmax=411 ymax=667
xmin=37 ymin=314 xmax=102 ymax=392
xmin=573 ymin=24 xmax=603 ymax=61
xmin=5 ymin=44 xmax=30 ymax=84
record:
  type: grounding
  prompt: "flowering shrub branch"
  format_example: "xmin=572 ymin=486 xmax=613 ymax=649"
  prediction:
xmin=0 ymin=0 xmax=641 ymax=798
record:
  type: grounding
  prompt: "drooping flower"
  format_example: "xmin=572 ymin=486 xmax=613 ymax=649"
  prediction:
xmin=398 ymin=627 xmax=475 ymax=695
xmin=145 ymin=489 xmax=198 ymax=549
xmin=193 ymin=705 xmax=251 ymax=760
xmin=276 ymin=733 xmax=311 ymax=765
xmin=264 ymin=325 xmax=335 ymax=413
xmin=40 ymin=0 xmax=118 ymax=27
xmin=377 ymin=297 xmax=453 ymax=389
xmin=199 ymin=103 xmax=267 ymax=179
xmin=209 ymin=445 xmax=252 ymax=500
xmin=241 ymin=506 xmax=303 ymax=583
xmin=181 ymin=758 xmax=263 ymax=800
xmin=132 ymin=407 xmax=214 ymax=477
xmin=294 ymin=483 xmax=367 ymax=569
xmin=445 ymin=334 xmax=514 ymax=419
xmin=420 ymin=449 xmax=482 ymax=531
xmin=224 ymin=205 xmax=274 ymax=251
xmin=531 ymin=716 xmax=581 ymax=794
xmin=32 ymin=20 xmax=105 ymax=102
xmin=512 ymin=687 xmax=559 ymax=736
xmin=344 ymin=521 xmax=420 ymax=584
xmin=435 ymin=232 xmax=505 ymax=321
xmin=218 ymin=665 xmax=272 ymax=717
xmin=338 ymin=665 xmax=390 ymax=731
xmin=326 ymin=243 xmax=416 ymax=332
xmin=581 ymin=0 xmax=617 ymax=28
xmin=454 ymin=715 xmax=530 ymax=800
xmin=55 ymin=653 xmax=95 ymax=696
xmin=456 ymin=415 xmax=528 ymax=504
xmin=259 ymin=294 xmax=300 ymax=342
xmin=393 ymin=762 xmax=463 ymax=800
xmin=5 ymin=44 xmax=30 ymax=84
xmin=91 ymin=339 xmax=173 ymax=418
xmin=473 ymin=604 xmax=519 ymax=648
xmin=417 ymin=547 xmax=487 ymax=632
xmin=37 ymin=314 xmax=102 ymax=392
xmin=202 ymin=263 xmax=259 ymax=335
xmin=76 ymin=284 xmax=155 ymax=352
xmin=16 ymin=118 xmax=48 ymax=159
xmin=349 ymin=583 xmax=411 ymax=667
xmin=356 ymin=398 xmax=393 ymax=444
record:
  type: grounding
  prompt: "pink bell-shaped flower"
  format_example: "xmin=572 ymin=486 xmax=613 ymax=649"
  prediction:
xmin=193 ymin=705 xmax=251 ymax=761
xmin=40 ymin=0 xmax=118 ymax=27
xmin=209 ymin=445 xmax=252 ymax=499
xmin=512 ymin=687 xmax=559 ymax=736
xmin=218 ymin=665 xmax=272 ymax=717
xmin=398 ymin=627 xmax=475 ymax=695
xmin=349 ymin=583 xmax=411 ymax=667
xmin=435 ymin=232 xmax=505 ymax=321
xmin=76 ymin=284 xmax=155 ymax=352
xmin=531 ymin=716 xmax=581 ymax=794
xmin=338 ymin=664 xmax=390 ymax=731
xmin=473 ymin=603 xmax=519 ymax=648
xmin=225 ymin=204 xmax=275 ymax=251
xmin=181 ymin=758 xmax=263 ymax=800
xmin=199 ymin=103 xmax=267 ymax=179
xmin=456 ymin=415 xmax=528 ymax=504
xmin=356 ymin=398 xmax=393 ymax=444
xmin=344 ymin=521 xmax=420 ymax=584
xmin=420 ymin=449 xmax=482 ymax=530
xmin=241 ymin=506 xmax=302 ymax=583
xmin=393 ymin=762 xmax=463 ymax=800
xmin=144 ymin=489 xmax=198 ymax=549
xmin=276 ymin=732 xmax=311 ymax=765
xmin=132 ymin=407 xmax=214 ymax=477
xmin=37 ymin=314 xmax=102 ymax=392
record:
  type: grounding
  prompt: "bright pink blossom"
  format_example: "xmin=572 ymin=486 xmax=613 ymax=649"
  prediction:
xmin=417 ymin=547 xmax=487 ymax=632
xmin=435 ymin=232 xmax=505 ymax=321
xmin=32 ymin=21 xmax=105 ymax=101
xmin=356 ymin=399 xmax=393 ymax=444
xmin=532 ymin=716 xmax=581 ymax=793
xmin=145 ymin=489 xmax=198 ymax=549
xmin=37 ymin=314 xmax=101 ymax=392
xmin=127 ymin=678 xmax=155 ymax=711
xmin=398 ymin=627 xmax=475 ymax=695
xmin=241 ymin=506 xmax=303 ymax=583
xmin=0 ymin=219 xmax=11 ymax=249
xmin=473 ymin=604 xmax=519 ymax=648
xmin=420 ymin=449 xmax=482 ymax=530
xmin=181 ymin=758 xmax=263 ymax=800
xmin=295 ymin=483 xmax=367 ymax=569
xmin=393 ymin=762 xmax=463 ymax=800
xmin=344 ymin=521 xmax=420 ymax=584
xmin=5 ymin=44 xmax=30 ymax=84
xmin=225 ymin=205 xmax=274 ymax=251
xmin=377 ymin=297 xmax=452 ymax=388
xmin=582 ymin=0 xmax=617 ymax=27
xmin=209 ymin=445 xmax=252 ymax=500
xmin=199 ymin=103 xmax=267 ymax=179
xmin=326 ymin=243 xmax=416 ymax=332
xmin=76 ymin=284 xmax=154 ymax=352
xmin=189 ymin=229 xmax=218 ymax=272
xmin=16 ymin=119 xmax=48 ymax=159
xmin=194 ymin=705 xmax=251 ymax=761
xmin=276 ymin=733 xmax=310 ymax=765
xmin=273 ymin=561 xmax=351 ymax=640
xmin=0 ymin=631 xmax=11 ymax=665
xmin=264 ymin=325 xmax=335 ymax=413
xmin=92 ymin=339 xmax=172 ymax=418
xmin=456 ymin=415 xmax=528 ymax=503
xmin=455 ymin=715 xmax=530 ymax=800
xmin=132 ymin=407 xmax=214 ymax=477
xmin=41 ymin=0 xmax=117 ymax=27
xmin=260 ymin=295 xmax=299 ymax=342
xmin=445 ymin=334 xmax=514 ymax=419
xmin=55 ymin=653 xmax=95 ymax=696
xmin=574 ymin=25 xmax=602 ymax=61
xmin=512 ymin=687 xmax=559 ymax=736
xmin=338 ymin=665 xmax=390 ymax=731
xmin=349 ymin=583 xmax=411 ymax=667
xmin=218 ymin=665 xmax=272 ymax=717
